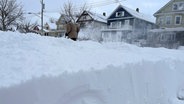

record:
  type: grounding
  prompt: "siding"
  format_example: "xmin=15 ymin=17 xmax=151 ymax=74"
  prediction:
xmin=155 ymin=0 xmax=184 ymax=28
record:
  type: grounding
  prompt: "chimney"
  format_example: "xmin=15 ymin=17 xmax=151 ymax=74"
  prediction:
xmin=103 ymin=12 xmax=106 ymax=16
xmin=136 ymin=8 xmax=139 ymax=12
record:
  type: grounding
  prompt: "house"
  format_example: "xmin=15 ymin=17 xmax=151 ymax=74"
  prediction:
xmin=101 ymin=5 xmax=156 ymax=43
xmin=56 ymin=14 xmax=69 ymax=37
xmin=76 ymin=10 xmax=107 ymax=28
xmin=43 ymin=22 xmax=59 ymax=36
xmin=31 ymin=25 xmax=49 ymax=35
xmin=56 ymin=14 xmax=66 ymax=30
xmin=24 ymin=12 xmax=62 ymax=37
xmin=75 ymin=11 xmax=107 ymax=41
xmin=154 ymin=0 xmax=184 ymax=28
xmin=148 ymin=0 xmax=184 ymax=48
xmin=33 ymin=19 xmax=63 ymax=37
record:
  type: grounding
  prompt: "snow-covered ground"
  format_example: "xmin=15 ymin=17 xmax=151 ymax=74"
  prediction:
xmin=0 ymin=31 xmax=184 ymax=104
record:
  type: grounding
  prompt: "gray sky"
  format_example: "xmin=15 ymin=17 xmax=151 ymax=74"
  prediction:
xmin=17 ymin=0 xmax=170 ymax=22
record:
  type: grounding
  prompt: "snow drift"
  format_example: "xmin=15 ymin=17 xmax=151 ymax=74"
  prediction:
xmin=0 ymin=31 xmax=184 ymax=104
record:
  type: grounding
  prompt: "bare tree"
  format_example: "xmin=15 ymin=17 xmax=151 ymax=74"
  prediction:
xmin=18 ymin=20 xmax=38 ymax=33
xmin=0 ymin=0 xmax=23 ymax=31
xmin=77 ymin=2 xmax=90 ymax=17
xmin=61 ymin=0 xmax=90 ymax=23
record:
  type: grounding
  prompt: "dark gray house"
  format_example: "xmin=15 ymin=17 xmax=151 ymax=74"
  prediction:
xmin=101 ymin=5 xmax=156 ymax=43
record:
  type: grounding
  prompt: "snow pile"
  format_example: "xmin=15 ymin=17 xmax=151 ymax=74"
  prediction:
xmin=0 ymin=31 xmax=184 ymax=104
xmin=78 ymin=27 xmax=102 ymax=42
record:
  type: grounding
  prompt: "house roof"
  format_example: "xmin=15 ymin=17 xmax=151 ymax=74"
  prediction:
xmin=87 ymin=11 xmax=107 ymax=23
xmin=108 ymin=5 xmax=155 ymax=23
xmin=78 ymin=11 xmax=107 ymax=23
xmin=154 ymin=0 xmax=174 ymax=16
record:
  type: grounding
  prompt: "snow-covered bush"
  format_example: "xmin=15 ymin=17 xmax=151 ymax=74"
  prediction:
xmin=78 ymin=25 xmax=102 ymax=42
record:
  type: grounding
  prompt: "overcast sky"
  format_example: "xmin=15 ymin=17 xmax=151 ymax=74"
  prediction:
xmin=17 ymin=0 xmax=169 ymax=21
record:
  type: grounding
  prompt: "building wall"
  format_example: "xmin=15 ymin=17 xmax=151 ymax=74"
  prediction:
xmin=92 ymin=21 xmax=107 ymax=29
xmin=156 ymin=14 xmax=184 ymax=28
xmin=134 ymin=19 xmax=156 ymax=39
xmin=155 ymin=0 xmax=184 ymax=28
xmin=147 ymin=31 xmax=184 ymax=48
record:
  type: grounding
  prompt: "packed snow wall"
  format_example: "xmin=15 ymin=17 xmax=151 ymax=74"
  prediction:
xmin=0 ymin=60 xmax=184 ymax=104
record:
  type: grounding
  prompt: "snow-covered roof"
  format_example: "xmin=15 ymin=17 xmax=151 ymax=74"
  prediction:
xmin=154 ymin=0 xmax=173 ymax=16
xmin=108 ymin=5 xmax=155 ymax=23
xmin=150 ymin=27 xmax=184 ymax=32
xmin=87 ymin=11 xmax=107 ymax=23
xmin=123 ymin=6 xmax=155 ymax=23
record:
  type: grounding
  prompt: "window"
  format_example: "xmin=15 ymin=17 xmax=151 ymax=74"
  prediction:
xmin=116 ymin=11 xmax=124 ymax=17
xmin=173 ymin=3 xmax=178 ymax=10
xmin=46 ymin=26 xmax=49 ymax=30
xmin=110 ymin=22 xmax=117 ymax=28
xmin=58 ymin=25 xmax=64 ymax=30
xmin=125 ymin=20 xmax=130 ymax=25
xmin=166 ymin=16 xmax=172 ymax=25
xmin=175 ymin=15 xmax=182 ymax=25
xmin=110 ymin=21 xmax=121 ymax=28
xmin=169 ymin=34 xmax=175 ymax=41
xmin=111 ymin=31 xmax=117 ymax=35
xmin=173 ymin=2 xmax=184 ymax=11
xmin=117 ymin=21 xmax=121 ymax=28
xmin=158 ymin=17 xmax=164 ymax=25
xmin=160 ymin=34 xmax=165 ymax=41
xmin=160 ymin=33 xmax=176 ymax=41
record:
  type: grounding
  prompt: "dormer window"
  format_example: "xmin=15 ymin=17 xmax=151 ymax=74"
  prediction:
xmin=173 ymin=2 xmax=184 ymax=11
xmin=116 ymin=11 xmax=124 ymax=17
xmin=173 ymin=3 xmax=178 ymax=10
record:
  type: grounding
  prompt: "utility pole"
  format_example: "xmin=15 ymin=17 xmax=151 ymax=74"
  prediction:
xmin=41 ymin=0 xmax=44 ymax=35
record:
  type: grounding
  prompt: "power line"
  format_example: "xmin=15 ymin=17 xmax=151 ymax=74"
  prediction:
xmin=26 ymin=0 xmax=126 ymax=24
xmin=44 ymin=0 xmax=125 ymax=13
xmin=86 ymin=0 xmax=123 ymax=7
xmin=41 ymin=0 xmax=44 ymax=35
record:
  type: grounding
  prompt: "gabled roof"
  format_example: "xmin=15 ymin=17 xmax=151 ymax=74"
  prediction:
xmin=154 ymin=0 xmax=174 ymax=16
xmin=77 ymin=11 xmax=107 ymax=23
xmin=87 ymin=11 xmax=107 ymax=23
xmin=108 ymin=5 xmax=154 ymax=23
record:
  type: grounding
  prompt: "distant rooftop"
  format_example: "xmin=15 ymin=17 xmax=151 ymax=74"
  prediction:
xmin=86 ymin=11 xmax=107 ymax=23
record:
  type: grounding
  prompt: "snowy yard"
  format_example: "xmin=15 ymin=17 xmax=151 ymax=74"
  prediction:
xmin=0 ymin=31 xmax=184 ymax=104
